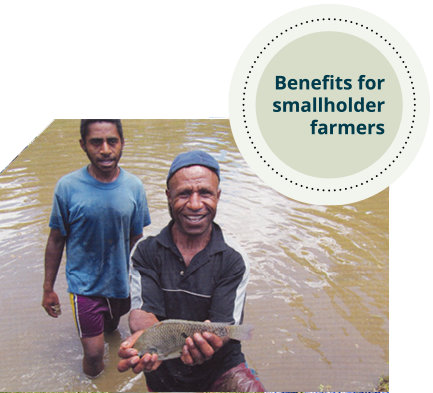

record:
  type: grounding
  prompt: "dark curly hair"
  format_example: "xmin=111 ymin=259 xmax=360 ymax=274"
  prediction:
xmin=80 ymin=119 xmax=123 ymax=141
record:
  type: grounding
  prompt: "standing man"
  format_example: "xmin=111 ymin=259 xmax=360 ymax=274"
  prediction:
xmin=117 ymin=150 xmax=265 ymax=392
xmin=42 ymin=119 xmax=151 ymax=378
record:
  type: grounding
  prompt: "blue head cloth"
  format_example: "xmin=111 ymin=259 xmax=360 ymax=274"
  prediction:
xmin=167 ymin=150 xmax=220 ymax=186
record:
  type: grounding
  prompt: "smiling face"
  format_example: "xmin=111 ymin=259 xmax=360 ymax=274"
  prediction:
xmin=166 ymin=165 xmax=221 ymax=240
xmin=79 ymin=121 xmax=124 ymax=182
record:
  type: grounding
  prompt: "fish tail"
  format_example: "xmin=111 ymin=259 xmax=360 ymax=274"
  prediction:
xmin=227 ymin=324 xmax=253 ymax=341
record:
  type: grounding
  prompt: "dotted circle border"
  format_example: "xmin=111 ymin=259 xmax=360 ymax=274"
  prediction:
xmin=242 ymin=18 xmax=416 ymax=192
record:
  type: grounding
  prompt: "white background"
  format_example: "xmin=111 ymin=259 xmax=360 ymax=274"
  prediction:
xmin=0 ymin=1 xmax=430 ymax=392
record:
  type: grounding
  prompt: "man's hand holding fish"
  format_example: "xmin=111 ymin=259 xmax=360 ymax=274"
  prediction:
xmin=180 ymin=327 xmax=226 ymax=366
xmin=118 ymin=312 xmax=225 ymax=372
xmin=117 ymin=330 xmax=161 ymax=373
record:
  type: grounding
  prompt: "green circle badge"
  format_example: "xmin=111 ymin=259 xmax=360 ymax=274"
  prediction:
xmin=229 ymin=5 xmax=429 ymax=205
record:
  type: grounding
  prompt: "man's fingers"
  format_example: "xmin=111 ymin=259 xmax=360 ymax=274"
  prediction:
xmin=180 ymin=330 xmax=225 ymax=367
xmin=117 ymin=330 xmax=145 ymax=373
xmin=193 ymin=333 xmax=217 ymax=359
xmin=202 ymin=331 xmax=224 ymax=351
xmin=181 ymin=343 xmax=194 ymax=365
xmin=51 ymin=304 xmax=62 ymax=316
xmin=117 ymin=350 xmax=161 ymax=374
xmin=118 ymin=346 xmax=139 ymax=360
xmin=42 ymin=292 xmax=61 ymax=318
xmin=44 ymin=306 xmax=58 ymax=318
xmin=140 ymin=353 xmax=161 ymax=372
xmin=117 ymin=356 xmax=141 ymax=373
xmin=182 ymin=339 xmax=205 ymax=365
xmin=184 ymin=335 xmax=211 ymax=364
xmin=119 ymin=330 xmax=144 ymax=352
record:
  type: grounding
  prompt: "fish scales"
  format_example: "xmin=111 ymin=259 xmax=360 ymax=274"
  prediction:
xmin=134 ymin=319 xmax=253 ymax=360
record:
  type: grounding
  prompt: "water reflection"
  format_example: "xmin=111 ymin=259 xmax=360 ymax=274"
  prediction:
xmin=0 ymin=119 xmax=388 ymax=392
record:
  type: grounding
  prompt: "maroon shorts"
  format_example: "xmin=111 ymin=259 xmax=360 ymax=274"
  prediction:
xmin=70 ymin=293 xmax=130 ymax=338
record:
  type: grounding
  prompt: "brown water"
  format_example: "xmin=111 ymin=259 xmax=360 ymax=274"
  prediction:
xmin=0 ymin=119 xmax=388 ymax=392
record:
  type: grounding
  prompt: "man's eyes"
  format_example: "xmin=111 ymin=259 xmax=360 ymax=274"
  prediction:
xmin=178 ymin=190 xmax=213 ymax=197
xmin=90 ymin=138 xmax=119 ymax=145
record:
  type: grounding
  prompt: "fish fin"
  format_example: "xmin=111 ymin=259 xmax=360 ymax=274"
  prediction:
xmin=227 ymin=324 xmax=254 ymax=341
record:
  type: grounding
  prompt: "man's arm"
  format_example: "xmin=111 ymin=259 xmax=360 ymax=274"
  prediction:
xmin=129 ymin=308 xmax=159 ymax=333
xmin=42 ymin=228 xmax=66 ymax=318
xmin=182 ymin=249 xmax=248 ymax=366
xmin=129 ymin=232 xmax=143 ymax=251
xmin=117 ymin=309 xmax=162 ymax=373
xmin=119 ymin=237 xmax=165 ymax=373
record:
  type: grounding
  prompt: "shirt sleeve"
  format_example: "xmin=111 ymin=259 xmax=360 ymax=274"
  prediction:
xmin=48 ymin=181 xmax=70 ymax=237
xmin=130 ymin=181 xmax=151 ymax=237
xmin=209 ymin=248 xmax=249 ymax=325
xmin=130 ymin=239 xmax=166 ymax=319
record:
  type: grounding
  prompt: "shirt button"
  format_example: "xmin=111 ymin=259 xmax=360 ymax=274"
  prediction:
xmin=180 ymin=271 xmax=184 ymax=276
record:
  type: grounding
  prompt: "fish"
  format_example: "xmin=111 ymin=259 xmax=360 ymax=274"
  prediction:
xmin=134 ymin=319 xmax=253 ymax=360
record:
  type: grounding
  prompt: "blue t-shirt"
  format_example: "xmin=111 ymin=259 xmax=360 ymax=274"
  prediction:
xmin=49 ymin=166 xmax=151 ymax=298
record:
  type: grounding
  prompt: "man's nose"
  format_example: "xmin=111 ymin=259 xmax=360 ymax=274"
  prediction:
xmin=100 ymin=141 xmax=110 ymax=154
xmin=188 ymin=192 xmax=203 ymax=210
